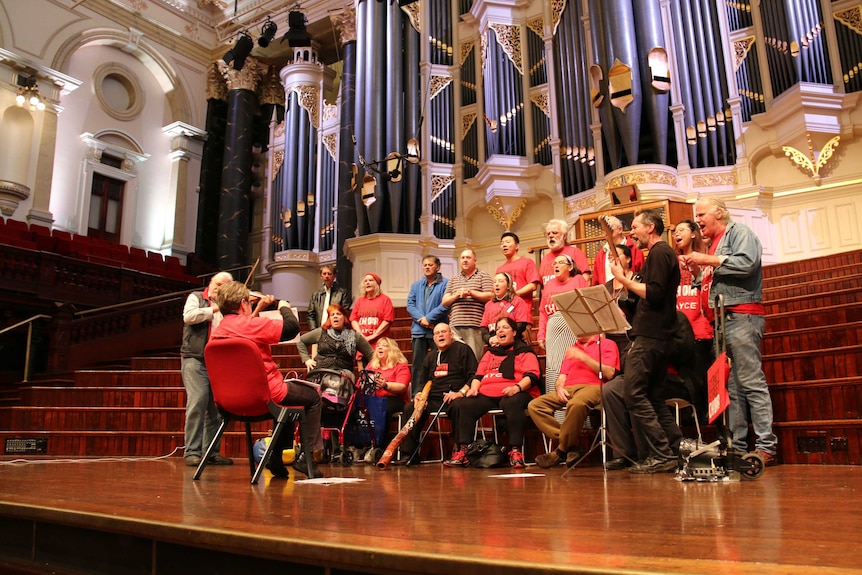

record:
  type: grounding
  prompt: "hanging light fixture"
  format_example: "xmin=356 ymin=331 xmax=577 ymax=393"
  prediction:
xmin=16 ymin=75 xmax=45 ymax=112
xmin=281 ymin=9 xmax=311 ymax=47
xmin=258 ymin=18 xmax=278 ymax=47
xmin=223 ymin=31 xmax=254 ymax=71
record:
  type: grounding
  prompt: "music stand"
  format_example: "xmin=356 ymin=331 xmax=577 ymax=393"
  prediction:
xmin=551 ymin=285 xmax=631 ymax=475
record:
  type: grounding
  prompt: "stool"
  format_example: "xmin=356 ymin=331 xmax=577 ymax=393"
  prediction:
xmin=666 ymin=398 xmax=702 ymax=444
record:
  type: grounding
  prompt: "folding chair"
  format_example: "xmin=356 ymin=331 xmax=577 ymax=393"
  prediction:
xmin=194 ymin=337 xmax=316 ymax=484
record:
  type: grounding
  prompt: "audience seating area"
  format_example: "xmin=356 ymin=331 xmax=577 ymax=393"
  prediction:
xmin=0 ymin=218 xmax=195 ymax=281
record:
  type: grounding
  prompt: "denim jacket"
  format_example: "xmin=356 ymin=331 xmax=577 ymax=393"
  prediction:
xmin=698 ymin=220 xmax=763 ymax=308
xmin=406 ymin=273 xmax=449 ymax=337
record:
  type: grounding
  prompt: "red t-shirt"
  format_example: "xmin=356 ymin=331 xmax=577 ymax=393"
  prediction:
xmin=539 ymin=245 xmax=589 ymax=286
xmin=481 ymin=297 xmax=533 ymax=333
xmin=476 ymin=350 xmax=541 ymax=398
xmin=558 ymin=337 xmax=621 ymax=385
xmin=210 ymin=314 xmax=287 ymax=402
xmin=367 ymin=362 xmax=411 ymax=402
xmin=677 ymin=263 xmax=713 ymax=340
xmin=350 ymin=294 xmax=395 ymax=345
xmin=538 ymin=274 xmax=588 ymax=341
xmin=496 ymin=257 xmax=540 ymax=311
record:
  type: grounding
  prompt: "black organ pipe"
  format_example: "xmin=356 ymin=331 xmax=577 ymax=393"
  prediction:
xmin=632 ymin=0 xmax=669 ymax=165
xmin=283 ymin=92 xmax=299 ymax=248
xmin=335 ymin=34 xmax=357 ymax=290
xmin=296 ymin=96 xmax=310 ymax=248
xmin=366 ymin=0 xmax=385 ymax=233
xmin=555 ymin=1 xmax=576 ymax=192
xmin=607 ymin=0 xmax=641 ymax=167
xmin=386 ymin=0 xmax=404 ymax=231
xmin=680 ymin=0 xmax=708 ymax=168
xmin=404 ymin=11 xmax=421 ymax=233
xmin=589 ymin=0 xmax=622 ymax=171
xmin=691 ymin=3 xmax=719 ymax=166
xmin=670 ymin=0 xmax=698 ymax=168
xmin=354 ymin=0 xmax=368 ymax=235
xmin=700 ymin=0 xmax=733 ymax=165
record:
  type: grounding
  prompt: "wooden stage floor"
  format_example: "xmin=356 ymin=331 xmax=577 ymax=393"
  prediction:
xmin=0 ymin=456 xmax=860 ymax=575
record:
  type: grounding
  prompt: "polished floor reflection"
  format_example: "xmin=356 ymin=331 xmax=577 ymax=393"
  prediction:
xmin=0 ymin=457 xmax=860 ymax=575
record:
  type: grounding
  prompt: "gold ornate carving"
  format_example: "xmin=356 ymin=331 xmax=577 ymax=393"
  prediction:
xmin=430 ymin=75 xmax=453 ymax=99
xmin=259 ymin=68 xmax=285 ymax=107
xmin=489 ymin=23 xmax=523 ymax=74
xmin=835 ymin=7 xmax=862 ymax=35
xmin=480 ymin=32 xmax=487 ymax=73
xmin=460 ymin=41 xmax=475 ymax=65
xmin=462 ymin=112 xmax=477 ymax=139
xmin=551 ymin=0 xmax=567 ymax=36
xmin=531 ymin=93 xmax=550 ymax=118
xmin=526 ymin=17 xmax=544 ymax=38
xmin=604 ymin=170 xmax=677 ymax=190
xmin=331 ymin=5 xmax=357 ymax=45
xmin=322 ymin=133 xmax=338 ymax=161
xmin=323 ymin=103 xmax=338 ymax=122
xmin=564 ymin=193 xmax=596 ymax=216
xmin=782 ymin=133 xmax=840 ymax=184
xmin=218 ymin=57 xmax=261 ymax=92
xmin=206 ymin=62 xmax=227 ymax=101
xmin=401 ymin=1 xmax=420 ymax=33
xmin=430 ymin=174 xmax=455 ymax=202
xmin=692 ymin=172 xmax=738 ymax=187
xmin=274 ymin=122 xmax=286 ymax=139
xmin=733 ymin=36 xmax=756 ymax=72
xmin=272 ymin=150 xmax=285 ymax=176
xmin=197 ymin=0 xmax=227 ymax=8
xmin=293 ymin=85 xmax=320 ymax=129
xmin=433 ymin=214 xmax=456 ymax=228
xmin=487 ymin=197 xmax=527 ymax=231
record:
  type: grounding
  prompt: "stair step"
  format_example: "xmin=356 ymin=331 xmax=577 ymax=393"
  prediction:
xmin=763 ymin=249 xmax=862 ymax=280
xmin=766 ymin=302 xmax=862 ymax=332
xmin=72 ymin=370 xmax=181 ymax=387
xmin=763 ymin=273 xmax=862 ymax=301
xmin=21 ymin=386 xmax=186 ymax=407
xmin=770 ymin=377 xmax=862 ymax=421
xmin=762 ymin=321 xmax=862 ymax=355
xmin=762 ymin=344 xmax=862 ymax=384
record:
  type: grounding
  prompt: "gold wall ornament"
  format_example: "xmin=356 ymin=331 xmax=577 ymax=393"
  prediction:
xmin=430 ymin=174 xmax=455 ymax=202
xmin=487 ymin=197 xmax=527 ymax=231
xmin=564 ymin=193 xmax=597 ymax=216
xmin=835 ymin=6 xmax=862 ymax=36
xmin=489 ymin=23 xmax=524 ymax=75
xmin=322 ymin=133 xmax=338 ymax=161
xmin=430 ymin=75 xmax=453 ymax=99
xmin=197 ymin=0 xmax=227 ymax=8
xmin=259 ymin=68 xmax=285 ymax=107
xmin=322 ymin=103 xmax=338 ymax=122
xmin=293 ymin=85 xmax=320 ymax=129
xmin=782 ymin=134 xmax=840 ymax=184
xmin=551 ymin=0 xmax=567 ymax=36
xmin=460 ymin=41 xmax=475 ymax=65
xmin=733 ymin=36 xmax=756 ymax=72
xmin=401 ymin=1 xmax=420 ymax=33
xmin=205 ymin=62 xmax=228 ymax=101
xmin=273 ymin=150 xmax=285 ymax=176
xmin=331 ymin=5 xmax=357 ymax=45
xmin=526 ymin=17 xmax=544 ymax=38
xmin=531 ymin=92 xmax=550 ymax=118
xmin=692 ymin=172 xmax=737 ymax=187
xmin=462 ymin=112 xmax=477 ymax=140
xmin=605 ymin=170 xmax=677 ymax=190
xmin=217 ymin=57 xmax=261 ymax=92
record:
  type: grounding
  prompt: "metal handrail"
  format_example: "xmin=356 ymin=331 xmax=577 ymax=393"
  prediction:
xmin=74 ymin=288 xmax=198 ymax=317
xmin=0 ymin=314 xmax=52 ymax=383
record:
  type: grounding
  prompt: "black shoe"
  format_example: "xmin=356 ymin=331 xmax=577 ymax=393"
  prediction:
xmin=604 ymin=457 xmax=630 ymax=471
xmin=207 ymin=454 xmax=234 ymax=465
xmin=629 ymin=456 xmax=677 ymax=474
xmin=292 ymin=452 xmax=324 ymax=478
xmin=266 ymin=456 xmax=289 ymax=479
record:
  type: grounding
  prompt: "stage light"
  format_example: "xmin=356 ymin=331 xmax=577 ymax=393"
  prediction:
xmin=16 ymin=75 xmax=45 ymax=112
xmin=258 ymin=19 xmax=277 ymax=48
xmin=223 ymin=31 xmax=254 ymax=70
xmin=281 ymin=10 xmax=311 ymax=47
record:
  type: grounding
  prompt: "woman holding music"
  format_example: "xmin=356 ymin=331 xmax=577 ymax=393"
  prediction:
xmin=444 ymin=317 xmax=541 ymax=469
xmin=539 ymin=254 xmax=588 ymax=402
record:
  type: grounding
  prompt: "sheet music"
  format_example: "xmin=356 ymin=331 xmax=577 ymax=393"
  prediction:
xmin=551 ymin=284 xmax=631 ymax=338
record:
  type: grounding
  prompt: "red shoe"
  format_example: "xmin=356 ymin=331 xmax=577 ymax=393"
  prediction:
xmin=509 ymin=449 xmax=525 ymax=469
xmin=444 ymin=448 xmax=469 ymax=468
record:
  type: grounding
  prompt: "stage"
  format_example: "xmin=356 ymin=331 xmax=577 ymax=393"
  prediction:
xmin=0 ymin=456 xmax=860 ymax=575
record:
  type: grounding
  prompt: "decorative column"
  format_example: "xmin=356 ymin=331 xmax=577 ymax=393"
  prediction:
xmin=216 ymin=57 xmax=261 ymax=271
xmin=196 ymin=64 xmax=228 ymax=269
xmin=162 ymin=122 xmax=207 ymax=259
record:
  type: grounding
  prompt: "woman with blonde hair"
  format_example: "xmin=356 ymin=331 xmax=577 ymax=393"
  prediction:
xmin=362 ymin=337 xmax=411 ymax=462
xmin=350 ymin=272 xmax=395 ymax=347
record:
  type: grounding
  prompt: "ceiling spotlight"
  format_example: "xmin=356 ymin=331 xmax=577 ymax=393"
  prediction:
xmin=281 ymin=10 xmax=311 ymax=47
xmin=223 ymin=31 xmax=254 ymax=71
xmin=258 ymin=19 xmax=277 ymax=48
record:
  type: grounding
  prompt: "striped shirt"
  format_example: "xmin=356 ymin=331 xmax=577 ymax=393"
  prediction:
xmin=446 ymin=269 xmax=494 ymax=327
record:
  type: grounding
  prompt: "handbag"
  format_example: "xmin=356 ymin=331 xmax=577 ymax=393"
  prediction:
xmin=465 ymin=439 xmax=507 ymax=468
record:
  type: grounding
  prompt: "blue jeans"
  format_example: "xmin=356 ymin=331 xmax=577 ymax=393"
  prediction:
xmin=725 ymin=313 xmax=778 ymax=454
xmin=181 ymin=357 xmax=222 ymax=458
xmin=411 ymin=336 xmax=434 ymax=396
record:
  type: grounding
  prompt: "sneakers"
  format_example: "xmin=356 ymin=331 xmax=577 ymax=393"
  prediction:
xmin=629 ymin=456 xmax=678 ymax=474
xmin=509 ymin=449 xmax=525 ymax=469
xmin=534 ymin=450 xmax=563 ymax=469
xmin=207 ymin=454 xmax=234 ymax=465
xmin=444 ymin=448 xmax=469 ymax=468
xmin=753 ymin=449 xmax=779 ymax=467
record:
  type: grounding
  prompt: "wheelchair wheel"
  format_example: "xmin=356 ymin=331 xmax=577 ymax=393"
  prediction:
xmin=341 ymin=448 xmax=354 ymax=466
xmin=740 ymin=452 xmax=765 ymax=480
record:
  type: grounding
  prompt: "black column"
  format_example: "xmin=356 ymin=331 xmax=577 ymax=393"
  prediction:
xmin=336 ymin=39 xmax=357 ymax=299
xmin=195 ymin=98 xmax=227 ymax=270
